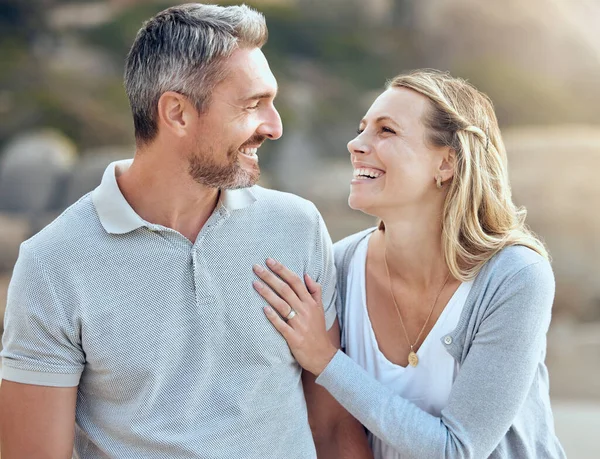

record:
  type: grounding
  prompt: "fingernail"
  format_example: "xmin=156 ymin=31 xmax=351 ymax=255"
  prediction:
xmin=264 ymin=306 xmax=274 ymax=315
xmin=253 ymin=264 xmax=264 ymax=273
xmin=266 ymin=258 xmax=277 ymax=267
xmin=253 ymin=280 xmax=264 ymax=290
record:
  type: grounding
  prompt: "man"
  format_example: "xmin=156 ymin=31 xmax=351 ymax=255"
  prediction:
xmin=0 ymin=4 xmax=371 ymax=458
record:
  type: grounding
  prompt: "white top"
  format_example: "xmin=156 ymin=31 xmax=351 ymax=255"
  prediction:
xmin=1 ymin=159 xmax=337 ymax=459
xmin=343 ymin=234 xmax=473 ymax=459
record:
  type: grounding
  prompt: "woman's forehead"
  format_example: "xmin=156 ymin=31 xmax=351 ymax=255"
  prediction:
xmin=364 ymin=87 xmax=430 ymax=124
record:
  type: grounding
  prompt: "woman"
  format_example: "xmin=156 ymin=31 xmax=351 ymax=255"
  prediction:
xmin=252 ymin=69 xmax=565 ymax=458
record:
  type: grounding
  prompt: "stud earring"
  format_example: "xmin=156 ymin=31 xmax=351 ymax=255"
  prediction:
xmin=435 ymin=175 xmax=443 ymax=189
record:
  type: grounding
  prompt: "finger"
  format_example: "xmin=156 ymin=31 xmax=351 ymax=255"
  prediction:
xmin=263 ymin=306 xmax=296 ymax=342
xmin=304 ymin=273 xmax=323 ymax=304
xmin=253 ymin=264 xmax=303 ymax=310
xmin=253 ymin=280 xmax=295 ymax=320
xmin=266 ymin=258 xmax=313 ymax=303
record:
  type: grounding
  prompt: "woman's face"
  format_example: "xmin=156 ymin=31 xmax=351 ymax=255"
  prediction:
xmin=347 ymin=87 xmax=449 ymax=218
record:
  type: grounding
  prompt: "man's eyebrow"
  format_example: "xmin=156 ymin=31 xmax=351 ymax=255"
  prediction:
xmin=244 ymin=88 xmax=278 ymax=101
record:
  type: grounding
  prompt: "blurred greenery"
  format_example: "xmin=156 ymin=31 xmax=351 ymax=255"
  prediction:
xmin=82 ymin=3 xmax=172 ymax=58
xmin=1 ymin=0 xmax=599 ymax=150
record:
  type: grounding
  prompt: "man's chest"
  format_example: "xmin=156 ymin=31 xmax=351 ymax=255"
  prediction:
xmin=71 ymin=243 xmax=307 ymax=402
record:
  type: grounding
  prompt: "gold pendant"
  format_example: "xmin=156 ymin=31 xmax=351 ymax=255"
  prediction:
xmin=408 ymin=351 xmax=419 ymax=367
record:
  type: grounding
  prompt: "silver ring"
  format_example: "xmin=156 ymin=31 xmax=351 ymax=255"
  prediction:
xmin=285 ymin=308 xmax=297 ymax=321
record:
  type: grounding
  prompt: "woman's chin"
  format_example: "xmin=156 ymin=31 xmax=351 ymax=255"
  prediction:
xmin=348 ymin=194 xmax=377 ymax=216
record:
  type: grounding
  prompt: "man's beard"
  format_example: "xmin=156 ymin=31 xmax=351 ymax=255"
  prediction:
xmin=188 ymin=140 xmax=262 ymax=189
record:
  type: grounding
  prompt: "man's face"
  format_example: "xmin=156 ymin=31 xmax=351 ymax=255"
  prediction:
xmin=187 ymin=47 xmax=282 ymax=189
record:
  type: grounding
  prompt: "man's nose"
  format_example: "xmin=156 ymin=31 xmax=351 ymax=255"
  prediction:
xmin=258 ymin=106 xmax=283 ymax=140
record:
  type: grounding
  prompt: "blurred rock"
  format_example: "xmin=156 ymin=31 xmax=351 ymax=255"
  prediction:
xmin=505 ymin=125 xmax=600 ymax=321
xmin=61 ymin=146 xmax=133 ymax=208
xmin=24 ymin=147 xmax=134 ymax=236
xmin=0 ymin=130 xmax=76 ymax=215
xmin=23 ymin=146 xmax=134 ymax=234
xmin=0 ymin=213 xmax=29 ymax=272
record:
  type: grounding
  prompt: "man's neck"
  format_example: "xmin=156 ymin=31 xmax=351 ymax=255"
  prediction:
xmin=116 ymin=151 xmax=220 ymax=243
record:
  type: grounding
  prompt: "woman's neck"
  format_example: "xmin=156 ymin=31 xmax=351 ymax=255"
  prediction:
xmin=375 ymin=212 xmax=448 ymax=290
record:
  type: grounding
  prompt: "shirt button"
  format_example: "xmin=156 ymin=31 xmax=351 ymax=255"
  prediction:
xmin=444 ymin=335 xmax=453 ymax=345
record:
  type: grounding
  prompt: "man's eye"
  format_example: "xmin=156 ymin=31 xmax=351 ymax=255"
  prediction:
xmin=247 ymin=103 xmax=260 ymax=110
xmin=382 ymin=126 xmax=396 ymax=134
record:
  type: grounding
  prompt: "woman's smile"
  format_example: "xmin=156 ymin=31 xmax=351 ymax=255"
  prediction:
xmin=351 ymin=165 xmax=386 ymax=184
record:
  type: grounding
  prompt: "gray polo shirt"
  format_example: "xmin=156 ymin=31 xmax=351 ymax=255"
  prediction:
xmin=1 ymin=160 xmax=337 ymax=459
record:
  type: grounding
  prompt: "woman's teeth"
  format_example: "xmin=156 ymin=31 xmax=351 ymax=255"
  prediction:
xmin=239 ymin=147 xmax=258 ymax=158
xmin=353 ymin=168 xmax=384 ymax=179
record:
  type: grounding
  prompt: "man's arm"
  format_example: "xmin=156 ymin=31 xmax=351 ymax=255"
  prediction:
xmin=0 ymin=381 xmax=77 ymax=459
xmin=303 ymin=321 xmax=373 ymax=459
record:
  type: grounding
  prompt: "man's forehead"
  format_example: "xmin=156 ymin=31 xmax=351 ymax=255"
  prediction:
xmin=221 ymin=47 xmax=278 ymax=100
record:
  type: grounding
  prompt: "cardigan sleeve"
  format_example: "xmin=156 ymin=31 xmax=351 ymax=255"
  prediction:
xmin=316 ymin=260 xmax=555 ymax=459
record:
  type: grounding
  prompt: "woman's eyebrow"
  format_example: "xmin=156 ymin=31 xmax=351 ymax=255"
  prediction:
xmin=360 ymin=115 xmax=401 ymax=129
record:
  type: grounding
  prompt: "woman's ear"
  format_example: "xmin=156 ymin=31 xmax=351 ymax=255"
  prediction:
xmin=437 ymin=147 xmax=456 ymax=182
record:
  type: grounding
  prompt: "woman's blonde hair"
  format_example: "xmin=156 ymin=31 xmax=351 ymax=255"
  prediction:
xmin=383 ymin=69 xmax=548 ymax=281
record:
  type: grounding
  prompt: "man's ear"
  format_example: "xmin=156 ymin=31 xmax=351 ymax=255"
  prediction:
xmin=157 ymin=91 xmax=194 ymax=138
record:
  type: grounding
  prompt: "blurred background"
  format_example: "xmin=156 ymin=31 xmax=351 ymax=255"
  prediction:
xmin=0 ymin=0 xmax=599 ymax=456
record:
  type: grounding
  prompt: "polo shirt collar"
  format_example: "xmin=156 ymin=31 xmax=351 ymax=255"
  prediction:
xmin=92 ymin=159 xmax=257 ymax=234
xmin=222 ymin=187 xmax=257 ymax=211
xmin=92 ymin=159 xmax=146 ymax=234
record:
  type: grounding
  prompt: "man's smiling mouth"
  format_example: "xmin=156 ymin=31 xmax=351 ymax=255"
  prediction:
xmin=239 ymin=147 xmax=258 ymax=158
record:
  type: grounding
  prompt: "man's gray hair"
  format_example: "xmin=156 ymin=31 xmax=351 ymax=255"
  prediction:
xmin=124 ymin=3 xmax=267 ymax=145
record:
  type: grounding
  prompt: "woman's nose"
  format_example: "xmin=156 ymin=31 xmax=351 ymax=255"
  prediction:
xmin=347 ymin=135 xmax=370 ymax=156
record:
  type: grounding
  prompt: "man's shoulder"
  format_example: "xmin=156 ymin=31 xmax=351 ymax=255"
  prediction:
xmin=250 ymin=186 xmax=320 ymax=220
xmin=22 ymin=193 xmax=101 ymax=259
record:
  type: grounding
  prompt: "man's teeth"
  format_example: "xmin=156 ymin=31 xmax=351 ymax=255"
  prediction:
xmin=353 ymin=168 xmax=384 ymax=179
xmin=239 ymin=147 xmax=258 ymax=157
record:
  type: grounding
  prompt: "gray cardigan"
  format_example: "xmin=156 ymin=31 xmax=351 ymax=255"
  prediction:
xmin=316 ymin=228 xmax=566 ymax=458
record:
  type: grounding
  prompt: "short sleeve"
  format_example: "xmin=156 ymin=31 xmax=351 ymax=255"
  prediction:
xmin=309 ymin=210 xmax=337 ymax=330
xmin=1 ymin=243 xmax=84 ymax=387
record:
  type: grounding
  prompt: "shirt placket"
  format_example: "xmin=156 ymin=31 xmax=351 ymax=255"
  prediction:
xmin=191 ymin=206 xmax=229 ymax=305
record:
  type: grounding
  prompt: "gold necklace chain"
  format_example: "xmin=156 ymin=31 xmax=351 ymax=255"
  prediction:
xmin=383 ymin=243 xmax=451 ymax=367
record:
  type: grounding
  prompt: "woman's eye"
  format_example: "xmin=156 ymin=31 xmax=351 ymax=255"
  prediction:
xmin=382 ymin=126 xmax=396 ymax=134
xmin=356 ymin=128 xmax=364 ymax=135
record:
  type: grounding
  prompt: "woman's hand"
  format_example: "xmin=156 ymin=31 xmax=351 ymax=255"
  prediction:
xmin=252 ymin=258 xmax=338 ymax=376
